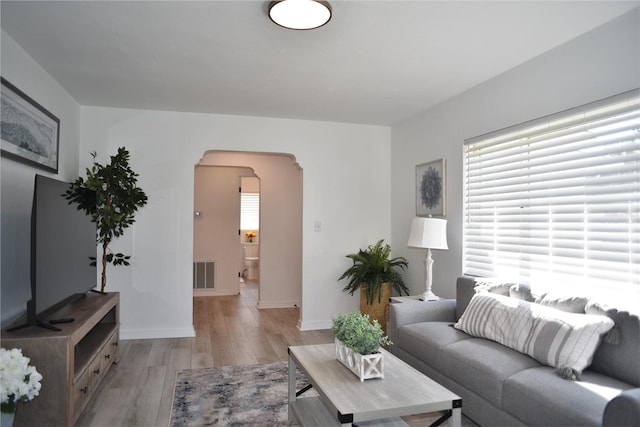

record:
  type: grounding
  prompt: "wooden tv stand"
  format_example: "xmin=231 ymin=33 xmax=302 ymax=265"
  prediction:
xmin=1 ymin=292 xmax=119 ymax=427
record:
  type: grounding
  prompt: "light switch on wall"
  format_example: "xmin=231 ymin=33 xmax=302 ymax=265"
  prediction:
xmin=314 ymin=220 xmax=322 ymax=232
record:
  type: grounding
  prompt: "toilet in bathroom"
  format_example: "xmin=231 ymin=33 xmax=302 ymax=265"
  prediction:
xmin=243 ymin=244 xmax=260 ymax=280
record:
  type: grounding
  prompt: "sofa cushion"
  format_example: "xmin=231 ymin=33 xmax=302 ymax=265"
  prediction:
xmin=455 ymin=276 xmax=477 ymax=320
xmin=587 ymin=302 xmax=640 ymax=387
xmin=503 ymin=366 xmax=634 ymax=426
xmin=509 ymin=283 xmax=535 ymax=302
xmin=537 ymin=293 xmax=590 ymax=313
xmin=397 ymin=322 xmax=472 ymax=371
xmin=440 ymin=338 xmax=541 ymax=408
xmin=472 ymin=278 xmax=515 ymax=295
xmin=454 ymin=292 xmax=614 ymax=375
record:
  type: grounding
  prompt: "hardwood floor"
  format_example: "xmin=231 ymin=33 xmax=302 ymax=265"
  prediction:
xmin=76 ymin=281 xmax=334 ymax=427
xmin=76 ymin=282 xmax=449 ymax=426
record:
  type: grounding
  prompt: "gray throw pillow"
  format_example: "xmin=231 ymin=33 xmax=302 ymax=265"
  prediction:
xmin=509 ymin=284 xmax=535 ymax=302
xmin=537 ymin=293 xmax=589 ymax=313
xmin=473 ymin=278 xmax=514 ymax=296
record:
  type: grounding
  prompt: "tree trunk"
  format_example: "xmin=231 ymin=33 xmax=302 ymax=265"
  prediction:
xmin=101 ymin=242 xmax=108 ymax=293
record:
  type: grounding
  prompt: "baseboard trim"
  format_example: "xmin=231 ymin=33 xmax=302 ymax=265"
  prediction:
xmin=298 ymin=319 xmax=331 ymax=331
xmin=257 ymin=299 xmax=301 ymax=309
xmin=193 ymin=289 xmax=239 ymax=297
xmin=120 ymin=326 xmax=196 ymax=340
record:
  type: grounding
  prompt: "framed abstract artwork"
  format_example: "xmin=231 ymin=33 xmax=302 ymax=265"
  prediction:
xmin=1 ymin=77 xmax=59 ymax=173
xmin=416 ymin=158 xmax=446 ymax=216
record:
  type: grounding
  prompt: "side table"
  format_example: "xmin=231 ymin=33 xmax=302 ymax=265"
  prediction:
xmin=389 ymin=295 xmax=423 ymax=303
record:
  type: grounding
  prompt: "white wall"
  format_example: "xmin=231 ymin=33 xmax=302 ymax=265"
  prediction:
xmin=390 ymin=10 xmax=640 ymax=298
xmin=1 ymin=31 xmax=82 ymax=326
xmin=241 ymin=176 xmax=260 ymax=193
xmin=79 ymin=108 xmax=391 ymax=337
xmin=194 ymin=165 xmax=250 ymax=296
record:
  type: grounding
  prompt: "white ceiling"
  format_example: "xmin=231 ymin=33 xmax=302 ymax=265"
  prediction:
xmin=1 ymin=1 xmax=638 ymax=126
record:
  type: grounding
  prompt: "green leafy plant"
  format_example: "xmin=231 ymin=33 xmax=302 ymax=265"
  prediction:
xmin=332 ymin=311 xmax=391 ymax=355
xmin=64 ymin=147 xmax=148 ymax=293
xmin=338 ymin=239 xmax=409 ymax=305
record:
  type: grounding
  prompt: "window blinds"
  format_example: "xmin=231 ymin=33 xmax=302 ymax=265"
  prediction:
xmin=240 ymin=193 xmax=260 ymax=230
xmin=463 ymin=90 xmax=639 ymax=311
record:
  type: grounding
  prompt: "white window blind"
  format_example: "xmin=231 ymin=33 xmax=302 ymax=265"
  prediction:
xmin=240 ymin=193 xmax=260 ymax=230
xmin=463 ymin=90 xmax=639 ymax=312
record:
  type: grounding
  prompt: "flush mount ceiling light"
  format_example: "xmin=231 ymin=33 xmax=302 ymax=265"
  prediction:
xmin=269 ymin=0 xmax=332 ymax=30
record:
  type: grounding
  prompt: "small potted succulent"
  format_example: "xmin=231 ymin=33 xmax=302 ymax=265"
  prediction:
xmin=331 ymin=311 xmax=391 ymax=381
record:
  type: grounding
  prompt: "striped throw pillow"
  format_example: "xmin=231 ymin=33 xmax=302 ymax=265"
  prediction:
xmin=454 ymin=292 xmax=614 ymax=375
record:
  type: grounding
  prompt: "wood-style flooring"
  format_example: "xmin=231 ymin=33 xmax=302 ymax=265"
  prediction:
xmin=76 ymin=281 xmax=334 ymax=427
xmin=76 ymin=281 xmax=445 ymax=426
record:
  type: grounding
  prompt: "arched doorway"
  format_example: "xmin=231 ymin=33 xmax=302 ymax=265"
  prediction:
xmin=193 ymin=151 xmax=303 ymax=311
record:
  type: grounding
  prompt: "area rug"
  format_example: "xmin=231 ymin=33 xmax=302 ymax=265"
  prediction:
xmin=170 ymin=361 xmax=311 ymax=426
xmin=171 ymin=361 xmax=477 ymax=427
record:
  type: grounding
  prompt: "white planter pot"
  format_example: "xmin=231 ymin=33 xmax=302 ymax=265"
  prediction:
xmin=1 ymin=411 xmax=15 ymax=427
xmin=335 ymin=338 xmax=384 ymax=382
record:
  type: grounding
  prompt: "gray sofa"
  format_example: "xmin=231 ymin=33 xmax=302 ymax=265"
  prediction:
xmin=388 ymin=276 xmax=640 ymax=426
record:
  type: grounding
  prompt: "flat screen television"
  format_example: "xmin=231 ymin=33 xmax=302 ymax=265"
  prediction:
xmin=8 ymin=175 xmax=97 ymax=331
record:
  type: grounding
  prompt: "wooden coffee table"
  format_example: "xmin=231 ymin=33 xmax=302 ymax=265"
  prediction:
xmin=288 ymin=343 xmax=462 ymax=426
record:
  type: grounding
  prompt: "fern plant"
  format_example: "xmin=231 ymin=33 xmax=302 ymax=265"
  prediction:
xmin=338 ymin=239 xmax=409 ymax=305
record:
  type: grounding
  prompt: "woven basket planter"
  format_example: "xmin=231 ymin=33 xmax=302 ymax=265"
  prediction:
xmin=359 ymin=283 xmax=392 ymax=335
xmin=335 ymin=338 xmax=384 ymax=382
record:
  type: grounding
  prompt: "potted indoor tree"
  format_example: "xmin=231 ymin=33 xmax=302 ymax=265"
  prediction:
xmin=338 ymin=239 xmax=409 ymax=333
xmin=331 ymin=311 xmax=391 ymax=381
xmin=64 ymin=147 xmax=148 ymax=293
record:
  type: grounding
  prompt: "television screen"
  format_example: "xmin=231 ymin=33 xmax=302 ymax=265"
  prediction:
xmin=31 ymin=175 xmax=97 ymax=321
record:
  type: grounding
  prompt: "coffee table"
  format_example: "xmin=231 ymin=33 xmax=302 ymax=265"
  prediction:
xmin=288 ymin=343 xmax=462 ymax=426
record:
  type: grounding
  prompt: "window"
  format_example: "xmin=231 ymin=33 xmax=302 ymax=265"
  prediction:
xmin=240 ymin=192 xmax=260 ymax=230
xmin=463 ymin=91 xmax=639 ymax=312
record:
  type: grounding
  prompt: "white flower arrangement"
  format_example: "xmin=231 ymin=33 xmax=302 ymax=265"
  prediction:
xmin=0 ymin=348 xmax=42 ymax=414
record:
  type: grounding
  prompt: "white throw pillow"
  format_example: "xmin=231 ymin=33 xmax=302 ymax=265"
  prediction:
xmin=454 ymin=292 xmax=614 ymax=376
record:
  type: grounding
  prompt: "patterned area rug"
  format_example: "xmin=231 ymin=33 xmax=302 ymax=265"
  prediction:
xmin=171 ymin=361 xmax=478 ymax=427
xmin=170 ymin=361 xmax=310 ymax=426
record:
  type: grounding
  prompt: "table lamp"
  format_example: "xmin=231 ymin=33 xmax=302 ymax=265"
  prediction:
xmin=407 ymin=217 xmax=448 ymax=300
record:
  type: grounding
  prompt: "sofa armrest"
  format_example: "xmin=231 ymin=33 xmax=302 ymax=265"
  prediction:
xmin=388 ymin=299 xmax=456 ymax=355
xmin=603 ymin=388 xmax=640 ymax=426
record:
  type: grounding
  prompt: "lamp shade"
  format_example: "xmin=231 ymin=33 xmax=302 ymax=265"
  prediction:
xmin=407 ymin=217 xmax=448 ymax=250
xmin=269 ymin=0 xmax=332 ymax=30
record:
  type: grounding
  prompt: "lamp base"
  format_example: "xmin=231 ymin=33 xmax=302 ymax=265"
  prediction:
xmin=419 ymin=290 xmax=440 ymax=301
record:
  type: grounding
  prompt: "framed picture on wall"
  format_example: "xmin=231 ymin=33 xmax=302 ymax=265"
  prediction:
xmin=416 ymin=158 xmax=446 ymax=216
xmin=1 ymin=77 xmax=59 ymax=173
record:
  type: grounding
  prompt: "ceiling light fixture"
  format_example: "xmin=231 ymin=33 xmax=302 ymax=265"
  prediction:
xmin=269 ymin=0 xmax=332 ymax=30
